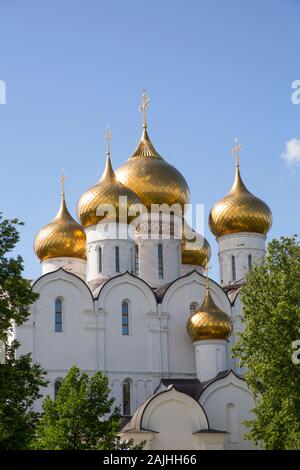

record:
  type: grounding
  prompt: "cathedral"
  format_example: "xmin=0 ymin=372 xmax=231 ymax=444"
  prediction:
xmin=15 ymin=93 xmax=272 ymax=450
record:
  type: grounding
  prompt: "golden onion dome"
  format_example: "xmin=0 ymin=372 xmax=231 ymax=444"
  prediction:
xmin=115 ymin=108 xmax=190 ymax=213
xmin=182 ymin=222 xmax=211 ymax=267
xmin=186 ymin=286 xmax=233 ymax=341
xmin=77 ymin=149 xmax=141 ymax=228
xmin=209 ymin=160 xmax=272 ymax=238
xmin=34 ymin=192 xmax=86 ymax=261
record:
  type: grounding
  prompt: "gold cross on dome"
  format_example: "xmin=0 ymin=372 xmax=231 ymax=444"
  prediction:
xmin=232 ymin=138 xmax=242 ymax=166
xmin=105 ymin=125 xmax=112 ymax=155
xmin=139 ymin=90 xmax=150 ymax=128
xmin=60 ymin=170 xmax=66 ymax=196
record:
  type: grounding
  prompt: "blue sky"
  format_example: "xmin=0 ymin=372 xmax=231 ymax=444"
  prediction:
xmin=0 ymin=0 xmax=299 ymax=282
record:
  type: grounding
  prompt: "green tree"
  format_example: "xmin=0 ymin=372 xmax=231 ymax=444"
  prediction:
xmin=233 ymin=235 xmax=300 ymax=449
xmin=33 ymin=366 xmax=142 ymax=450
xmin=0 ymin=214 xmax=47 ymax=449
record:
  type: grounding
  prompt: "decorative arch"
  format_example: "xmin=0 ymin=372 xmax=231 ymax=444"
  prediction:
xmin=32 ymin=268 xmax=94 ymax=308
xmin=123 ymin=385 xmax=209 ymax=433
xmin=199 ymin=370 xmax=251 ymax=406
xmin=161 ymin=270 xmax=231 ymax=315
xmin=97 ymin=271 xmax=157 ymax=312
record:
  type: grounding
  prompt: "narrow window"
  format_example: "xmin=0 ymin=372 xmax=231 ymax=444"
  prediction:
xmin=55 ymin=298 xmax=63 ymax=333
xmin=122 ymin=301 xmax=129 ymax=335
xmin=54 ymin=379 xmax=62 ymax=399
xmin=135 ymin=245 xmax=139 ymax=276
xmin=158 ymin=243 xmax=164 ymax=279
xmin=123 ymin=380 xmax=131 ymax=416
xmin=115 ymin=246 xmax=120 ymax=273
xmin=190 ymin=302 xmax=198 ymax=315
xmin=231 ymin=255 xmax=236 ymax=281
xmin=99 ymin=247 xmax=103 ymax=273
xmin=248 ymin=254 xmax=252 ymax=271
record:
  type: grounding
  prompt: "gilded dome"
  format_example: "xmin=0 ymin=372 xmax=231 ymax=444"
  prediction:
xmin=182 ymin=222 xmax=211 ymax=267
xmin=34 ymin=193 xmax=86 ymax=261
xmin=209 ymin=162 xmax=272 ymax=238
xmin=186 ymin=287 xmax=232 ymax=341
xmin=77 ymin=151 xmax=141 ymax=228
xmin=115 ymin=126 xmax=190 ymax=212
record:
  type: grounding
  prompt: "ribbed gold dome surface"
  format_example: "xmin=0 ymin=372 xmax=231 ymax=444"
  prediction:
xmin=34 ymin=194 xmax=86 ymax=261
xmin=187 ymin=288 xmax=232 ymax=341
xmin=115 ymin=127 xmax=190 ymax=212
xmin=77 ymin=152 xmax=141 ymax=228
xmin=209 ymin=163 xmax=272 ymax=238
xmin=182 ymin=222 xmax=211 ymax=267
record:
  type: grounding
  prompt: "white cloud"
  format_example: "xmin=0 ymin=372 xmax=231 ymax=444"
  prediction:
xmin=282 ymin=139 xmax=300 ymax=166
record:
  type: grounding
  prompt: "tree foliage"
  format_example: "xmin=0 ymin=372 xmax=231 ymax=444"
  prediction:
xmin=33 ymin=366 xmax=142 ymax=450
xmin=0 ymin=214 xmax=47 ymax=449
xmin=233 ymin=235 xmax=300 ymax=449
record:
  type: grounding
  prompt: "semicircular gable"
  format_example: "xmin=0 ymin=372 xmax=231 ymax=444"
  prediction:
xmin=97 ymin=271 xmax=157 ymax=311
xmin=161 ymin=270 xmax=231 ymax=314
xmin=199 ymin=370 xmax=250 ymax=406
xmin=141 ymin=386 xmax=209 ymax=433
xmin=32 ymin=268 xmax=94 ymax=307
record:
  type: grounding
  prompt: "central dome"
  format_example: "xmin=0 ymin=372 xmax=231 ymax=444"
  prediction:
xmin=115 ymin=126 xmax=190 ymax=212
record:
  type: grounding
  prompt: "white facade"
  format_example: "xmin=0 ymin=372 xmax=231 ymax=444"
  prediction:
xmin=16 ymin=260 xmax=259 ymax=449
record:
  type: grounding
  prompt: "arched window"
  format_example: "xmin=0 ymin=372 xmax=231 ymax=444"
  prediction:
xmin=54 ymin=379 xmax=62 ymax=399
xmin=99 ymin=247 xmax=103 ymax=273
xmin=231 ymin=255 xmax=236 ymax=281
xmin=158 ymin=243 xmax=164 ymax=279
xmin=115 ymin=246 xmax=120 ymax=273
xmin=122 ymin=301 xmax=129 ymax=335
xmin=190 ymin=302 xmax=198 ymax=315
xmin=122 ymin=380 xmax=131 ymax=416
xmin=55 ymin=298 xmax=63 ymax=333
xmin=135 ymin=245 xmax=139 ymax=276
xmin=248 ymin=254 xmax=252 ymax=271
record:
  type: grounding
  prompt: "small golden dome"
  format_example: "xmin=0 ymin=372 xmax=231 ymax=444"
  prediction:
xmin=77 ymin=151 xmax=141 ymax=228
xmin=186 ymin=287 xmax=232 ymax=341
xmin=209 ymin=162 xmax=272 ymax=238
xmin=115 ymin=126 xmax=190 ymax=212
xmin=34 ymin=193 xmax=86 ymax=261
xmin=182 ymin=222 xmax=211 ymax=267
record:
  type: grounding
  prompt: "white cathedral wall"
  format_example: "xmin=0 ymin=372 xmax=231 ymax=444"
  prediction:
xmin=199 ymin=373 xmax=257 ymax=450
xmin=15 ymin=268 xmax=245 ymax=419
xmin=15 ymin=271 xmax=95 ymax=409
xmin=160 ymin=272 xmax=232 ymax=377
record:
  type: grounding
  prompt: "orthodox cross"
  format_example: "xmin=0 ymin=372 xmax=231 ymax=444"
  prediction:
xmin=139 ymin=90 xmax=150 ymax=128
xmin=60 ymin=170 xmax=66 ymax=196
xmin=232 ymin=138 xmax=242 ymax=166
xmin=105 ymin=125 xmax=112 ymax=155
